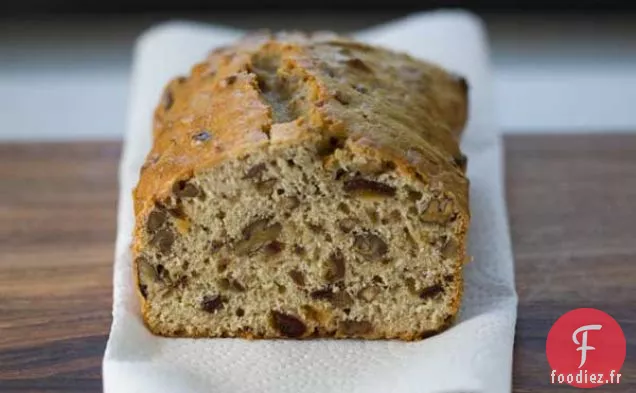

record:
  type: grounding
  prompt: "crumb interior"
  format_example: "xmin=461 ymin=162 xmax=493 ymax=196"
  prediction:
xmin=137 ymin=140 xmax=462 ymax=339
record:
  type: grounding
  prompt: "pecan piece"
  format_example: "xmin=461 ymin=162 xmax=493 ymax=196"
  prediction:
xmin=421 ymin=199 xmax=454 ymax=224
xmin=235 ymin=218 xmax=283 ymax=256
xmin=270 ymin=311 xmax=307 ymax=338
xmin=358 ymin=286 xmax=381 ymax=302
xmin=339 ymin=320 xmax=373 ymax=335
xmin=343 ymin=178 xmax=396 ymax=198
xmin=288 ymin=269 xmax=306 ymax=287
xmin=353 ymin=233 xmax=388 ymax=260
xmin=345 ymin=58 xmax=372 ymax=73
xmin=337 ymin=218 xmax=356 ymax=234
xmin=243 ymin=163 xmax=266 ymax=179
xmin=173 ymin=180 xmax=200 ymax=198
xmin=324 ymin=250 xmax=346 ymax=282
xmin=146 ymin=209 xmax=167 ymax=233
xmin=136 ymin=256 xmax=157 ymax=298
xmin=419 ymin=284 xmax=444 ymax=300
xmin=201 ymin=294 xmax=226 ymax=313
xmin=441 ymin=237 xmax=459 ymax=259
xmin=150 ymin=229 xmax=175 ymax=254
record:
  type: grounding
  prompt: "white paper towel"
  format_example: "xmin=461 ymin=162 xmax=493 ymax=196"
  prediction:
xmin=104 ymin=11 xmax=518 ymax=393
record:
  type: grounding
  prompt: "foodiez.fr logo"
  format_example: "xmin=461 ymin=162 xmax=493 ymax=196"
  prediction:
xmin=546 ymin=308 xmax=626 ymax=388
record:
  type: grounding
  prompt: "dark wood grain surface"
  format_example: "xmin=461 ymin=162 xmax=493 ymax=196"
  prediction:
xmin=507 ymin=134 xmax=636 ymax=392
xmin=0 ymin=135 xmax=634 ymax=392
xmin=0 ymin=143 xmax=119 ymax=392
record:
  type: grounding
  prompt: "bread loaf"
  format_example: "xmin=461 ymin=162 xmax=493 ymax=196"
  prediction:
xmin=133 ymin=31 xmax=470 ymax=340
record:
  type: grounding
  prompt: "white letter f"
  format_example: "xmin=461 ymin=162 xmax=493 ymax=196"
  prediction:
xmin=573 ymin=324 xmax=602 ymax=368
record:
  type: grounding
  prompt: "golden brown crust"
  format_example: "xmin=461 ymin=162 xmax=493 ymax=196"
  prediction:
xmin=134 ymin=31 xmax=468 ymax=226
xmin=145 ymin=312 xmax=456 ymax=341
xmin=133 ymin=31 xmax=470 ymax=340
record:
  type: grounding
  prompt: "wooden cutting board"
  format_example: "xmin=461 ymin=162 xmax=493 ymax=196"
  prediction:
xmin=0 ymin=135 xmax=634 ymax=392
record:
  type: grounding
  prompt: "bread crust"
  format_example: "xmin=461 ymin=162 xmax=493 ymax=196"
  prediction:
xmin=133 ymin=31 xmax=470 ymax=340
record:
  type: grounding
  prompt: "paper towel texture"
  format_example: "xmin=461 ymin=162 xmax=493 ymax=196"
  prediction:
xmin=104 ymin=11 xmax=517 ymax=393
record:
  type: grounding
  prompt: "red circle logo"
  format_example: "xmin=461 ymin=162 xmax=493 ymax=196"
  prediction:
xmin=546 ymin=308 xmax=626 ymax=388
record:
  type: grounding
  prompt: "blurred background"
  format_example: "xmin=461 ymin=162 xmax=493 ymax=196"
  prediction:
xmin=2 ymin=2 xmax=636 ymax=140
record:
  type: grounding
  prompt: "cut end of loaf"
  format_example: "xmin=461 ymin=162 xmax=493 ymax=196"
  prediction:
xmin=135 ymin=139 xmax=467 ymax=340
